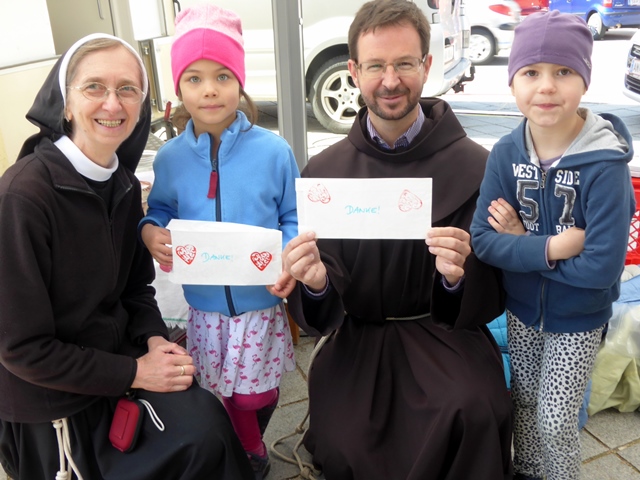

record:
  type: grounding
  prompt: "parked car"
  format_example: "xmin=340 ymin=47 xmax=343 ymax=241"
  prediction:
xmin=624 ymin=29 xmax=640 ymax=102
xmin=549 ymin=0 xmax=640 ymax=40
xmin=166 ymin=0 xmax=473 ymax=134
xmin=467 ymin=0 xmax=521 ymax=65
xmin=514 ymin=0 xmax=549 ymax=16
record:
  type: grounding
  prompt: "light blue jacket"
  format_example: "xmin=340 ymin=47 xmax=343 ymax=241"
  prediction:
xmin=141 ymin=112 xmax=300 ymax=316
xmin=471 ymin=110 xmax=635 ymax=333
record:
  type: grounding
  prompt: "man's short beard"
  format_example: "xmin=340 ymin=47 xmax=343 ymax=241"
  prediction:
xmin=364 ymin=88 xmax=421 ymax=121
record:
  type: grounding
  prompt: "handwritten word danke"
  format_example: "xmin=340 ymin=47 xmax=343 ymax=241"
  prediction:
xmin=202 ymin=253 xmax=233 ymax=263
xmin=345 ymin=205 xmax=380 ymax=215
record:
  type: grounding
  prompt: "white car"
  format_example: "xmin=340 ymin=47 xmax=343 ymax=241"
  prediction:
xmin=624 ymin=29 xmax=640 ymax=102
xmin=467 ymin=0 xmax=521 ymax=65
xmin=169 ymin=0 xmax=474 ymax=134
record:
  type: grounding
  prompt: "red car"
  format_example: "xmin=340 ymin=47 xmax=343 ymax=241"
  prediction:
xmin=515 ymin=0 xmax=549 ymax=15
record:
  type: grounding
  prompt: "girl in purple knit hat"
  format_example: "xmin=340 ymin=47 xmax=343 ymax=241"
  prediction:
xmin=139 ymin=5 xmax=300 ymax=478
xmin=471 ymin=10 xmax=636 ymax=480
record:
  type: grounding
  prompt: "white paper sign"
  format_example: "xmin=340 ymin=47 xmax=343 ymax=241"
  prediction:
xmin=296 ymin=178 xmax=432 ymax=239
xmin=167 ymin=219 xmax=282 ymax=285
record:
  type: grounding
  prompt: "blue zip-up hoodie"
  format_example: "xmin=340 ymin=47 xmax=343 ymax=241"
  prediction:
xmin=471 ymin=109 xmax=635 ymax=333
xmin=141 ymin=111 xmax=300 ymax=316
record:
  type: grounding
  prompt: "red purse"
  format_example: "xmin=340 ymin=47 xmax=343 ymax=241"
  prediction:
xmin=109 ymin=397 xmax=144 ymax=453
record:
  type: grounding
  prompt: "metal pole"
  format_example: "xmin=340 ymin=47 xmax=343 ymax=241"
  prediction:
xmin=271 ymin=0 xmax=308 ymax=171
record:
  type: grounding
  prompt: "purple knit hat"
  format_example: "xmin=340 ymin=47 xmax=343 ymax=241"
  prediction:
xmin=508 ymin=10 xmax=593 ymax=87
xmin=171 ymin=4 xmax=245 ymax=94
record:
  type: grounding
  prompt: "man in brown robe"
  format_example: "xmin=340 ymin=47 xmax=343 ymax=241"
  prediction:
xmin=276 ymin=1 xmax=514 ymax=478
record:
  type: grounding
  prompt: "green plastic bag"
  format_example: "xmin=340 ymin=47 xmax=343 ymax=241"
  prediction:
xmin=588 ymin=349 xmax=640 ymax=415
xmin=588 ymin=303 xmax=640 ymax=415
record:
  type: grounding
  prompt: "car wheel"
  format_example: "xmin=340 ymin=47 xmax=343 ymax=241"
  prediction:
xmin=469 ymin=28 xmax=495 ymax=65
xmin=310 ymin=56 xmax=364 ymax=134
xmin=587 ymin=12 xmax=606 ymax=40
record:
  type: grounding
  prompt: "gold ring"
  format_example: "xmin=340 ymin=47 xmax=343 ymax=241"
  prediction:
xmin=180 ymin=365 xmax=185 ymax=376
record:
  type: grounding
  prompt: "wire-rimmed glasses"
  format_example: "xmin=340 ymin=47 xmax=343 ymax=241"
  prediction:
xmin=68 ymin=82 xmax=145 ymax=104
xmin=356 ymin=55 xmax=427 ymax=79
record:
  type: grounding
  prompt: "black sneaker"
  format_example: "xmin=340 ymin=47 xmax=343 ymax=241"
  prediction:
xmin=247 ymin=448 xmax=270 ymax=480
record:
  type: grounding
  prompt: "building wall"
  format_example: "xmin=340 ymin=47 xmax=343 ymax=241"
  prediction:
xmin=0 ymin=0 xmax=55 ymax=68
xmin=0 ymin=60 xmax=56 ymax=172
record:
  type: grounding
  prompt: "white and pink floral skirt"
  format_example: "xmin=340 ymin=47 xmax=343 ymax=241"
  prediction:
xmin=186 ymin=303 xmax=296 ymax=397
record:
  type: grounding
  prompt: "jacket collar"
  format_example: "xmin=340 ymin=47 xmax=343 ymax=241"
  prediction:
xmin=36 ymin=138 xmax=133 ymax=195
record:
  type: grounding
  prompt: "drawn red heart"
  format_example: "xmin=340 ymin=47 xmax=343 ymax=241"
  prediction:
xmin=398 ymin=189 xmax=423 ymax=212
xmin=250 ymin=251 xmax=272 ymax=271
xmin=307 ymin=183 xmax=331 ymax=204
xmin=175 ymin=244 xmax=196 ymax=265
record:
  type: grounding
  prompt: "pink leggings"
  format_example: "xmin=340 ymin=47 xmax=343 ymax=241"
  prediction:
xmin=222 ymin=389 xmax=278 ymax=455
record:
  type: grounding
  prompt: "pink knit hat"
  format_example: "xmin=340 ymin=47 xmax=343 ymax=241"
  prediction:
xmin=171 ymin=4 xmax=245 ymax=94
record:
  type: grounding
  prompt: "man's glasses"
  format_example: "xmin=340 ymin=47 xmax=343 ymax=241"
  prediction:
xmin=68 ymin=82 xmax=145 ymax=104
xmin=356 ymin=55 xmax=427 ymax=79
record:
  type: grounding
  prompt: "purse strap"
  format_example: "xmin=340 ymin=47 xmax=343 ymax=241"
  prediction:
xmin=138 ymin=398 xmax=165 ymax=432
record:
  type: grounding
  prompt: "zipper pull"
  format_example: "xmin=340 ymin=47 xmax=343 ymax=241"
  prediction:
xmin=208 ymin=171 xmax=218 ymax=199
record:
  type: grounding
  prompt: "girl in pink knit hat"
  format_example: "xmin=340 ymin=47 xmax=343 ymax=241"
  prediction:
xmin=140 ymin=5 xmax=300 ymax=478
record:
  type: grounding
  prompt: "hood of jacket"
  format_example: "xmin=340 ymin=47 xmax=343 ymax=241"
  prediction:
xmin=510 ymin=108 xmax=633 ymax=170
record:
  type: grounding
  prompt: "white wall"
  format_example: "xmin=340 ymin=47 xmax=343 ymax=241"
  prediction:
xmin=0 ymin=0 xmax=55 ymax=68
xmin=0 ymin=60 xmax=57 ymax=173
xmin=128 ymin=0 xmax=165 ymax=40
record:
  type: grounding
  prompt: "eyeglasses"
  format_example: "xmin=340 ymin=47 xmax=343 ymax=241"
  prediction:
xmin=68 ymin=82 xmax=145 ymax=104
xmin=356 ymin=55 xmax=426 ymax=79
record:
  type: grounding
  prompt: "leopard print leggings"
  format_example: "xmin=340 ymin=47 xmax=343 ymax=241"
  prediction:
xmin=507 ymin=310 xmax=604 ymax=480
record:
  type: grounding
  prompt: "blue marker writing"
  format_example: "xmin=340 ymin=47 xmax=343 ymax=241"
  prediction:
xmin=345 ymin=205 xmax=381 ymax=215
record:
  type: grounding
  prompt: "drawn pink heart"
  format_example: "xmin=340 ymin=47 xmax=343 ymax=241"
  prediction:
xmin=175 ymin=244 xmax=196 ymax=265
xmin=250 ymin=251 xmax=272 ymax=271
xmin=398 ymin=189 xmax=423 ymax=212
xmin=307 ymin=183 xmax=331 ymax=204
